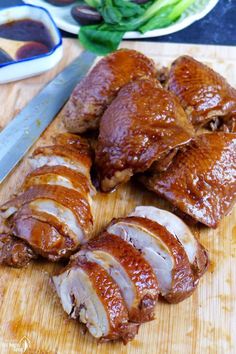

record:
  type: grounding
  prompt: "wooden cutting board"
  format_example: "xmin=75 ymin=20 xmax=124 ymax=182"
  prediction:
xmin=0 ymin=38 xmax=235 ymax=354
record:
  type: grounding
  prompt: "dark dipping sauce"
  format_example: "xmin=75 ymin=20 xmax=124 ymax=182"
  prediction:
xmin=0 ymin=19 xmax=55 ymax=64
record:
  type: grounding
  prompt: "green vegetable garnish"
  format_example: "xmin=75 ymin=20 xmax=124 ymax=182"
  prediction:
xmin=79 ymin=24 xmax=125 ymax=55
xmin=79 ymin=0 xmax=197 ymax=54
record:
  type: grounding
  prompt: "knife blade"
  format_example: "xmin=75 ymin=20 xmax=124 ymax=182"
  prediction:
xmin=0 ymin=50 xmax=96 ymax=184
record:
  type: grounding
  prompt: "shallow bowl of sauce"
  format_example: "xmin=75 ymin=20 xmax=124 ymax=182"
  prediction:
xmin=0 ymin=4 xmax=63 ymax=83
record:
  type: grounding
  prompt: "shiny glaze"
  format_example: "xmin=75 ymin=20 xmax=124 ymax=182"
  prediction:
xmin=70 ymin=259 xmax=139 ymax=343
xmin=96 ymin=78 xmax=194 ymax=192
xmin=110 ymin=216 xmax=197 ymax=303
xmin=33 ymin=144 xmax=91 ymax=173
xmin=130 ymin=206 xmax=209 ymax=278
xmin=168 ymin=55 xmax=236 ymax=129
xmin=12 ymin=203 xmax=78 ymax=260
xmin=142 ymin=133 xmax=236 ymax=228
xmin=0 ymin=133 xmax=94 ymax=265
xmin=33 ymin=133 xmax=93 ymax=173
xmin=13 ymin=217 xmax=73 ymax=260
xmin=24 ymin=165 xmax=90 ymax=197
xmin=54 ymin=133 xmax=92 ymax=152
xmin=1 ymin=185 xmax=93 ymax=237
xmin=64 ymin=48 xmax=157 ymax=133
xmin=81 ymin=232 xmax=159 ymax=322
xmin=53 ymin=208 xmax=209 ymax=343
xmin=0 ymin=233 xmax=36 ymax=267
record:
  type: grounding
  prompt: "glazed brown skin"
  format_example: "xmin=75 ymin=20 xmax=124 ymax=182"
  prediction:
xmin=69 ymin=259 xmax=139 ymax=343
xmin=142 ymin=133 xmax=236 ymax=228
xmin=129 ymin=206 xmax=209 ymax=279
xmin=96 ymin=78 xmax=194 ymax=192
xmin=32 ymin=145 xmax=92 ymax=173
xmin=110 ymin=216 xmax=197 ymax=304
xmin=81 ymin=232 xmax=159 ymax=322
xmin=168 ymin=55 xmax=236 ymax=129
xmin=11 ymin=203 xmax=77 ymax=260
xmin=63 ymin=49 xmax=157 ymax=133
xmin=53 ymin=208 xmax=208 ymax=343
xmin=54 ymin=132 xmax=90 ymax=147
xmin=23 ymin=165 xmax=91 ymax=197
xmin=13 ymin=217 xmax=75 ymax=261
xmin=193 ymin=243 xmax=209 ymax=279
xmin=1 ymin=185 xmax=93 ymax=238
xmin=0 ymin=133 xmax=94 ymax=265
xmin=53 ymin=133 xmax=93 ymax=160
xmin=0 ymin=234 xmax=36 ymax=268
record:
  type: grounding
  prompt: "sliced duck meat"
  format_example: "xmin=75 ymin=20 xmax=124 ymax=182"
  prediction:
xmin=130 ymin=206 xmax=208 ymax=278
xmin=12 ymin=216 xmax=75 ymax=261
xmin=0 ymin=133 xmax=94 ymax=265
xmin=52 ymin=207 xmax=209 ymax=342
xmin=7 ymin=198 xmax=85 ymax=260
xmin=0 ymin=233 xmax=36 ymax=268
xmin=96 ymin=78 xmax=194 ymax=192
xmin=167 ymin=55 xmax=236 ymax=130
xmin=23 ymin=165 xmax=94 ymax=198
xmin=63 ymin=48 xmax=157 ymax=133
xmin=0 ymin=185 xmax=93 ymax=241
xmin=53 ymin=259 xmax=139 ymax=343
xmin=107 ymin=216 xmax=196 ymax=303
xmin=78 ymin=232 xmax=159 ymax=322
xmin=141 ymin=133 xmax=236 ymax=228
xmin=30 ymin=145 xmax=91 ymax=181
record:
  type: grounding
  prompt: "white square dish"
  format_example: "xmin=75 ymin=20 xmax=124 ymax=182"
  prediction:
xmin=0 ymin=4 xmax=63 ymax=84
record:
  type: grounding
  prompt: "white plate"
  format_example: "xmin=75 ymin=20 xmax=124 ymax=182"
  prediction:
xmin=23 ymin=0 xmax=219 ymax=38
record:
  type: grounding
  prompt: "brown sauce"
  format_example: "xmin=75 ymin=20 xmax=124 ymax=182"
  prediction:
xmin=0 ymin=19 xmax=55 ymax=64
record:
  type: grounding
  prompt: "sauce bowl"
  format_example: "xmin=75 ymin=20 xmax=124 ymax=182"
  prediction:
xmin=0 ymin=4 xmax=63 ymax=83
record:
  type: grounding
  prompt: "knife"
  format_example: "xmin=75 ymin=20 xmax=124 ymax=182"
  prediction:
xmin=0 ymin=51 xmax=96 ymax=184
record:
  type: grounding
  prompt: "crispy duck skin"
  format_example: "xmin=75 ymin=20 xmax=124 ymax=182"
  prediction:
xmin=63 ymin=49 xmax=157 ymax=133
xmin=141 ymin=133 xmax=236 ymax=228
xmin=107 ymin=216 xmax=197 ymax=304
xmin=79 ymin=232 xmax=159 ymax=322
xmin=0 ymin=234 xmax=36 ymax=268
xmin=53 ymin=259 xmax=139 ymax=343
xmin=96 ymin=78 xmax=194 ymax=192
xmin=130 ymin=206 xmax=208 ymax=278
xmin=167 ymin=55 xmax=236 ymax=130
xmin=0 ymin=133 xmax=94 ymax=265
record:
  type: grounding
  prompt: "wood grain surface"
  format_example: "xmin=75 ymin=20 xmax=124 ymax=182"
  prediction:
xmin=0 ymin=39 xmax=235 ymax=354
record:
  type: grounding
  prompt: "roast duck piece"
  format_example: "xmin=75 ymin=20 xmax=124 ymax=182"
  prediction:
xmin=96 ymin=78 xmax=194 ymax=192
xmin=63 ymin=48 xmax=157 ymax=133
xmin=141 ymin=133 xmax=236 ymax=228
xmin=53 ymin=206 xmax=208 ymax=343
xmin=167 ymin=55 xmax=236 ymax=131
xmin=0 ymin=133 xmax=95 ymax=267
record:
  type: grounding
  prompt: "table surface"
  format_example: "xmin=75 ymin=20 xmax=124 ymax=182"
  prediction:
xmin=0 ymin=0 xmax=235 ymax=46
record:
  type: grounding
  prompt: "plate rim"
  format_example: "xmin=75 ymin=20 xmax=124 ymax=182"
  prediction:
xmin=23 ymin=0 xmax=219 ymax=39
